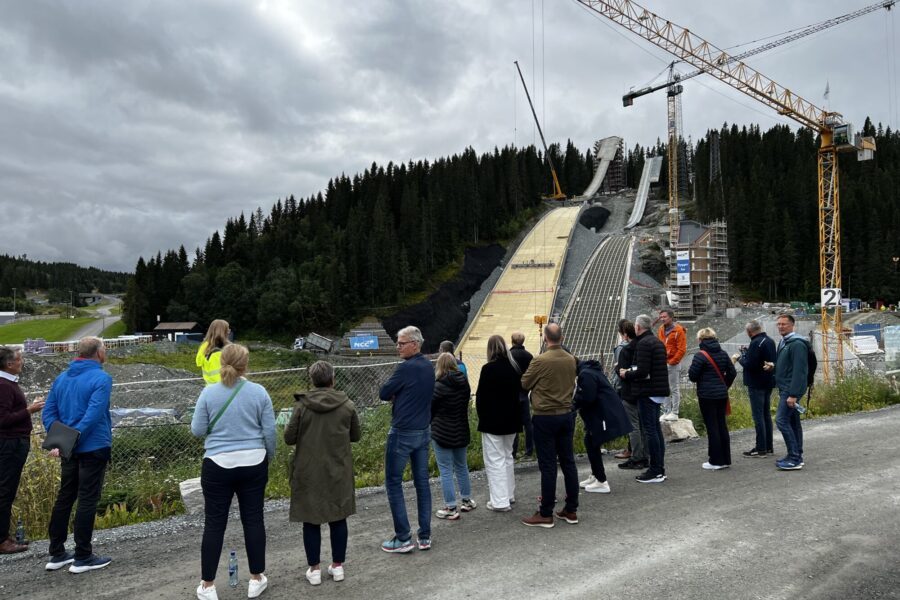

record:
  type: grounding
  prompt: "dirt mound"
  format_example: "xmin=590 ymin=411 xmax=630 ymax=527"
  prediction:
xmin=579 ymin=206 xmax=611 ymax=230
xmin=382 ymin=244 xmax=505 ymax=353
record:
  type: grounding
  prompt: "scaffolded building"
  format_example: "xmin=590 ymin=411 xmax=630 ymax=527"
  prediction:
xmin=669 ymin=219 xmax=730 ymax=318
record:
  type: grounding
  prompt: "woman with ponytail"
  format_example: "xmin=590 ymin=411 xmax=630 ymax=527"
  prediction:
xmin=196 ymin=320 xmax=232 ymax=386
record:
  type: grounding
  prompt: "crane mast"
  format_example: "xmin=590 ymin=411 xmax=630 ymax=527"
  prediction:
xmin=514 ymin=60 xmax=566 ymax=201
xmin=576 ymin=0 xmax=879 ymax=382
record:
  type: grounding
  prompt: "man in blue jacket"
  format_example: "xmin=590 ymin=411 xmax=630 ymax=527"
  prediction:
xmin=42 ymin=337 xmax=113 ymax=573
xmin=736 ymin=320 xmax=776 ymax=458
xmin=379 ymin=326 xmax=434 ymax=553
xmin=771 ymin=315 xmax=808 ymax=471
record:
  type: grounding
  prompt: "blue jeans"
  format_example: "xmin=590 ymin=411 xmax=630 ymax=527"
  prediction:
xmin=637 ymin=397 xmax=666 ymax=475
xmin=775 ymin=390 xmax=803 ymax=462
xmin=431 ymin=441 xmax=472 ymax=507
xmin=385 ymin=427 xmax=432 ymax=541
xmin=748 ymin=387 xmax=774 ymax=453
xmin=532 ymin=413 xmax=579 ymax=517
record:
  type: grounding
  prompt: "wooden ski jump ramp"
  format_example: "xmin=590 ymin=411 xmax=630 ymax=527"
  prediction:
xmin=456 ymin=206 xmax=581 ymax=392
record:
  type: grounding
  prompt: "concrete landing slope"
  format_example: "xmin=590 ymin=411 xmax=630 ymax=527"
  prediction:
xmin=561 ymin=235 xmax=632 ymax=368
xmin=580 ymin=136 xmax=622 ymax=199
xmin=457 ymin=206 xmax=581 ymax=392
xmin=625 ymin=155 xmax=663 ymax=229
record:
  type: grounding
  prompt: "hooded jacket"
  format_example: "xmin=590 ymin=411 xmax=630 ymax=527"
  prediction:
xmin=431 ymin=370 xmax=471 ymax=448
xmin=284 ymin=387 xmax=361 ymax=524
xmin=574 ymin=360 xmax=633 ymax=444
xmin=195 ymin=341 xmax=224 ymax=386
xmin=42 ymin=359 xmax=112 ymax=453
xmin=688 ymin=338 xmax=737 ymax=400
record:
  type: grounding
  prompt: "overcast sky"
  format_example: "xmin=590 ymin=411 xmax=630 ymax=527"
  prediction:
xmin=1 ymin=0 xmax=897 ymax=272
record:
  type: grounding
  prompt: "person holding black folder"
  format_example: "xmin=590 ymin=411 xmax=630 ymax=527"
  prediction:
xmin=42 ymin=337 xmax=113 ymax=573
xmin=0 ymin=346 xmax=44 ymax=554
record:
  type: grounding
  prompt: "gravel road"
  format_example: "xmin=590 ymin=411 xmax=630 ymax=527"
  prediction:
xmin=2 ymin=406 xmax=898 ymax=599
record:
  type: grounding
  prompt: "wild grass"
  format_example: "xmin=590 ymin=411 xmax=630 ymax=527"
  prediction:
xmin=0 ymin=317 xmax=94 ymax=344
xmin=100 ymin=320 xmax=127 ymax=338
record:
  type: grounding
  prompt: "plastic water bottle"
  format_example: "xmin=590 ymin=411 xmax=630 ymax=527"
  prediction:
xmin=795 ymin=402 xmax=807 ymax=415
xmin=228 ymin=551 xmax=238 ymax=588
xmin=15 ymin=519 xmax=25 ymax=545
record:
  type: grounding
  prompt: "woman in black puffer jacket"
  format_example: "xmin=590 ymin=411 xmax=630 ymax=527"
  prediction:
xmin=688 ymin=328 xmax=737 ymax=469
xmin=431 ymin=353 xmax=474 ymax=520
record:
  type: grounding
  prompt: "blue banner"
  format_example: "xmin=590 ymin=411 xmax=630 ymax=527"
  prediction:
xmin=350 ymin=335 xmax=379 ymax=350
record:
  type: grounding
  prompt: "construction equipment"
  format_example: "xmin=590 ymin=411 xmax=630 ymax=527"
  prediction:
xmin=514 ymin=60 xmax=566 ymax=200
xmin=576 ymin=0 xmax=880 ymax=382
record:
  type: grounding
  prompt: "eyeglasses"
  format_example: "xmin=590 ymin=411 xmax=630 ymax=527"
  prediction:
xmin=396 ymin=340 xmax=416 ymax=347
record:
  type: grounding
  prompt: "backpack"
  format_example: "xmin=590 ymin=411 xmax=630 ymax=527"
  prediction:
xmin=802 ymin=338 xmax=817 ymax=388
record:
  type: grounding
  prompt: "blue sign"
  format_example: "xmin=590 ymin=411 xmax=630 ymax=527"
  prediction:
xmin=350 ymin=335 xmax=379 ymax=350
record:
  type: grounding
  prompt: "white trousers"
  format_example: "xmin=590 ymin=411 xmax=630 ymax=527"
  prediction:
xmin=481 ymin=433 xmax=516 ymax=508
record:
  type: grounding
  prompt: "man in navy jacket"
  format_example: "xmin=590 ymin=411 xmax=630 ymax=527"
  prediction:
xmin=736 ymin=320 xmax=776 ymax=458
xmin=42 ymin=337 xmax=113 ymax=573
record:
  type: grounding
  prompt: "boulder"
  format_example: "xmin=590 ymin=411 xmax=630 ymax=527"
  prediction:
xmin=661 ymin=418 xmax=699 ymax=442
xmin=179 ymin=478 xmax=204 ymax=515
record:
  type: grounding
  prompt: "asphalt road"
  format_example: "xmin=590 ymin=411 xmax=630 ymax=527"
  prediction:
xmin=2 ymin=406 xmax=899 ymax=599
xmin=69 ymin=296 xmax=122 ymax=341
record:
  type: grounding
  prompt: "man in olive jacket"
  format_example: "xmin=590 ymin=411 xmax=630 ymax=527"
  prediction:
xmin=620 ymin=314 xmax=670 ymax=483
xmin=520 ymin=323 xmax=578 ymax=528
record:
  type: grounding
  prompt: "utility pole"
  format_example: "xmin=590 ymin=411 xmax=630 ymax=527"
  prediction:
xmin=11 ymin=288 xmax=16 ymax=314
xmin=69 ymin=290 xmax=73 ymax=319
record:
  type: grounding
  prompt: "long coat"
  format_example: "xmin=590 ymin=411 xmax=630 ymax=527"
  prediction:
xmin=284 ymin=387 xmax=361 ymax=524
xmin=476 ymin=359 xmax=522 ymax=435
xmin=574 ymin=360 xmax=633 ymax=444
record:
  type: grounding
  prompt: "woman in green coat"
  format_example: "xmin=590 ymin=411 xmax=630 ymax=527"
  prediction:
xmin=284 ymin=361 xmax=361 ymax=586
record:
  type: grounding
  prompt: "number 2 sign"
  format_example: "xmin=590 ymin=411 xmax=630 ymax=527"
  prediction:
xmin=821 ymin=288 xmax=842 ymax=308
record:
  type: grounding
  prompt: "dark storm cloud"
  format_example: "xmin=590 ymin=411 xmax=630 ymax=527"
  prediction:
xmin=0 ymin=1 xmax=896 ymax=271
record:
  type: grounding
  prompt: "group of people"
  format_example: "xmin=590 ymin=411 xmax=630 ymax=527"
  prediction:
xmin=0 ymin=310 xmax=813 ymax=599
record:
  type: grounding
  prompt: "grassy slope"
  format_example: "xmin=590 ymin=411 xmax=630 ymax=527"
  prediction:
xmin=0 ymin=317 xmax=94 ymax=344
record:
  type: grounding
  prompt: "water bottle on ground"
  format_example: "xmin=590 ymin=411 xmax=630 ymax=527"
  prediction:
xmin=228 ymin=550 xmax=238 ymax=588
xmin=15 ymin=519 xmax=25 ymax=545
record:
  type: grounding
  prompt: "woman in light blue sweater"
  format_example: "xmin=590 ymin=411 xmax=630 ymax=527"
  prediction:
xmin=191 ymin=344 xmax=276 ymax=600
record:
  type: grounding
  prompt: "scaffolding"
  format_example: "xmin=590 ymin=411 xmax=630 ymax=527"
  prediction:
xmin=668 ymin=219 xmax=730 ymax=317
xmin=601 ymin=138 xmax=626 ymax=193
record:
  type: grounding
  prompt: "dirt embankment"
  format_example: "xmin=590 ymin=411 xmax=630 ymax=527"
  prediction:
xmin=382 ymin=244 xmax=506 ymax=353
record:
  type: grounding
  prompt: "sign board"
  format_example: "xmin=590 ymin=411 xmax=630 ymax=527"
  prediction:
xmin=350 ymin=335 xmax=379 ymax=350
xmin=820 ymin=288 xmax=842 ymax=308
xmin=884 ymin=325 xmax=900 ymax=372
xmin=676 ymin=250 xmax=690 ymax=286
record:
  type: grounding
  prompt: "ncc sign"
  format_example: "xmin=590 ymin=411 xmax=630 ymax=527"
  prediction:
xmin=350 ymin=335 xmax=379 ymax=350
xmin=676 ymin=251 xmax=690 ymax=286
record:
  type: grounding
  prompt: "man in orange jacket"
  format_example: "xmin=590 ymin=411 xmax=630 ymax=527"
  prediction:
xmin=656 ymin=309 xmax=686 ymax=421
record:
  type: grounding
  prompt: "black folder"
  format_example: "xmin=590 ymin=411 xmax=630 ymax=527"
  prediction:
xmin=42 ymin=421 xmax=81 ymax=460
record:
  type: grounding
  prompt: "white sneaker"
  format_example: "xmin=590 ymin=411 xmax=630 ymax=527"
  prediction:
xmin=305 ymin=568 xmax=321 ymax=586
xmin=663 ymin=413 xmax=678 ymax=422
xmin=702 ymin=462 xmax=728 ymax=470
xmin=486 ymin=501 xmax=512 ymax=512
xmin=197 ymin=583 xmax=219 ymax=600
xmin=579 ymin=474 xmax=597 ymax=488
xmin=328 ymin=564 xmax=344 ymax=582
xmin=584 ymin=479 xmax=611 ymax=493
xmin=248 ymin=574 xmax=268 ymax=598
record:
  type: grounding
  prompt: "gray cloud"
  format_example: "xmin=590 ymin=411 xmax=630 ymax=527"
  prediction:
xmin=0 ymin=0 xmax=896 ymax=271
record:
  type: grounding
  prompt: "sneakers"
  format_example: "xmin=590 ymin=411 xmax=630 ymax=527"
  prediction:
xmin=521 ymin=512 xmax=555 ymax=528
xmin=436 ymin=505 xmax=460 ymax=520
xmin=305 ymin=567 xmax=322 ymax=585
xmin=635 ymin=471 xmax=667 ymax=483
xmin=196 ymin=583 xmax=219 ymax=600
xmin=68 ymin=554 xmax=112 ymax=573
xmin=486 ymin=501 xmax=512 ymax=512
xmin=460 ymin=498 xmax=477 ymax=512
xmin=555 ymin=509 xmax=578 ymax=524
xmin=743 ymin=448 xmax=767 ymax=458
xmin=776 ymin=459 xmax=803 ymax=470
xmin=417 ymin=537 xmax=431 ymax=551
xmin=248 ymin=574 xmax=268 ymax=598
xmin=579 ymin=474 xmax=597 ymax=488
xmin=618 ymin=459 xmax=648 ymax=470
xmin=662 ymin=413 xmax=678 ymax=422
xmin=45 ymin=551 xmax=75 ymax=571
xmin=327 ymin=564 xmax=344 ymax=582
xmin=381 ymin=536 xmax=415 ymax=553
xmin=702 ymin=462 xmax=729 ymax=470
xmin=584 ymin=479 xmax=611 ymax=493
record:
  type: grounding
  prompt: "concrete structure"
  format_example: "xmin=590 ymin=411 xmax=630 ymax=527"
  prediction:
xmin=581 ymin=136 xmax=623 ymax=199
xmin=625 ymin=156 xmax=663 ymax=230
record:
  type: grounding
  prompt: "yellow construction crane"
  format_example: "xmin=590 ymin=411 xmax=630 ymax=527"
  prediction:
xmin=515 ymin=60 xmax=567 ymax=201
xmin=575 ymin=0 xmax=880 ymax=382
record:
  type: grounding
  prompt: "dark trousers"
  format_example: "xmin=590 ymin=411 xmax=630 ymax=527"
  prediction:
xmin=698 ymin=396 xmax=731 ymax=466
xmin=200 ymin=458 xmax=268 ymax=581
xmin=512 ymin=392 xmax=534 ymax=457
xmin=636 ymin=397 xmax=665 ymax=475
xmin=584 ymin=430 xmax=607 ymax=482
xmin=302 ymin=519 xmax=348 ymax=566
xmin=48 ymin=449 xmax=110 ymax=560
xmin=532 ymin=413 xmax=578 ymax=517
xmin=747 ymin=387 xmax=774 ymax=453
xmin=0 ymin=438 xmax=29 ymax=540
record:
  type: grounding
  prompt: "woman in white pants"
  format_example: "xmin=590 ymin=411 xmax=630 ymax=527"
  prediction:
xmin=475 ymin=335 xmax=522 ymax=511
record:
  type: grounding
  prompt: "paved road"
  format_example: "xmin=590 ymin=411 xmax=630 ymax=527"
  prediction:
xmin=2 ymin=407 xmax=899 ymax=599
xmin=69 ymin=295 xmax=122 ymax=340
